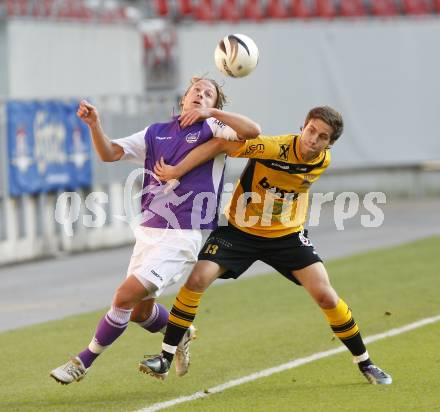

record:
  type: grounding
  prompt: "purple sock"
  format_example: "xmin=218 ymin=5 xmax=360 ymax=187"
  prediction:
xmin=137 ymin=303 xmax=169 ymax=333
xmin=77 ymin=348 xmax=99 ymax=369
xmin=78 ymin=306 xmax=132 ymax=368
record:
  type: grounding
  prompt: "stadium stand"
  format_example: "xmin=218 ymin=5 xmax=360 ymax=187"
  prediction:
xmin=1 ymin=0 xmax=438 ymax=21
xmin=218 ymin=0 xmax=241 ymax=22
xmin=194 ymin=0 xmax=216 ymax=21
xmin=290 ymin=0 xmax=313 ymax=18
xmin=339 ymin=0 xmax=367 ymax=17
xmin=156 ymin=0 xmax=169 ymax=16
xmin=369 ymin=0 xmax=400 ymax=16
xmin=178 ymin=0 xmax=194 ymax=15
xmin=315 ymin=0 xmax=337 ymax=18
xmin=401 ymin=0 xmax=432 ymax=14
xmin=148 ymin=0 xmax=438 ymax=20
xmin=266 ymin=0 xmax=289 ymax=18
xmin=0 ymin=0 xmax=131 ymax=21
xmin=243 ymin=0 xmax=265 ymax=20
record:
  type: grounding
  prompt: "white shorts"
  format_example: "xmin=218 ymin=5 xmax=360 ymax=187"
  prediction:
xmin=127 ymin=226 xmax=202 ymax=298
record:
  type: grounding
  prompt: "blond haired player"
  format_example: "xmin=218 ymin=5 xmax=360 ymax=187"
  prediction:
xmin=50 ymin=77 xmax=261 ymax=384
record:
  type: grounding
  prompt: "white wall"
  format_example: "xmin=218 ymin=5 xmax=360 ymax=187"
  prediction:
xmin=0 ymin=22 xmax=7 ymax=96
xmin=3 ymin=19 xmax=144 ymax=98
xmin=177 ymin=18 xmax=440 ymax=168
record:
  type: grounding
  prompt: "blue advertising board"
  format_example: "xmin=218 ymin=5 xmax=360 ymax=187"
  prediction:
xmin=7 ymin=100 xmax=92 ymax=196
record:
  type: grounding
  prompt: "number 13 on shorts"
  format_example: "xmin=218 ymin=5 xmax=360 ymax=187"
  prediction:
xmin=204 ymin=244 xmax=219 ymax=255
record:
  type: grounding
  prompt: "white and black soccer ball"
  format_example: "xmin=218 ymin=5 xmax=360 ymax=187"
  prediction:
xmin=214 ymin=34 xmax=259 ymax=78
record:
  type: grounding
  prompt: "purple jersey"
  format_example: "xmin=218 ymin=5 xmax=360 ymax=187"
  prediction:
xmin=114 ymin=116 xmax=237 ymax=230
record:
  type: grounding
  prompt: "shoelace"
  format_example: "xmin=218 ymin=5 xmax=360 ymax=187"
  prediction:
xmin=371 ymin=367 xmax=387 ymax=377
xmin=177 ymin=340 xmax=191 ymax=354
xmin=177 ymin=330 xmax=193 ymax=353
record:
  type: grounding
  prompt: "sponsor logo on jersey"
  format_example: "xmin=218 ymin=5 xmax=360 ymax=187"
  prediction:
xmin=258 ymin=176 xmax=298 ymax=200
xmin=214 ymin=119 xmax=226 ymax=128
xmin=278 ymin=144 xmax=290 ymax=160
xmin=265 ymin=161 xmax=312 ymax=173
xmin=185 ymin=131 xmax=200 ymax=143
xmin=156 ymin=136 xmax=173 ymax=140
xmin=244 ymin=143 xmax=265 ymax=155
xmin=270 ymin=162 xmax=289 ymax=170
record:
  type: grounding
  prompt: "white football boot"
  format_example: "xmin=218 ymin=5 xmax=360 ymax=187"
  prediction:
xmin=50 ymin=357 xmax=88 ymax=385
xmin=175 ymin=325 xmax=197 ymax=377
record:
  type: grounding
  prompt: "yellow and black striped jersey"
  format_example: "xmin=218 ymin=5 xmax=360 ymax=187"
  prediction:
xmin=225 ymin=134 xmax=331 ymax=238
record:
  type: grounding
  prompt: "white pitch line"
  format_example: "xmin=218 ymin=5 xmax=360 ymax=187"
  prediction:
xmin=136 ymin=314 xmax=440 ymax=412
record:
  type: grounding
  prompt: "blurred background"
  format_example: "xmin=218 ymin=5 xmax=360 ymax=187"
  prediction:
xmin=0 ymin=0 xmax=439 ymax=329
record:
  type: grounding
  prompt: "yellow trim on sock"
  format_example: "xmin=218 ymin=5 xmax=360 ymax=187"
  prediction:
xmin=167 ymin=286 xmax=203 ymax=329
xmin=173 ymin=298 xmax=198 ymax=315
xmin=172 ymin=286 xmax=203 ymax=315
xmin=322 ymin=299 xmax=350 ymax=325
xmin=179 ymin=285 xmax=203 ymax=302
xmin=168 ymin=314 xmax=192 ymax=328
xmin=337 ymin=328 xmax=359 ymax=339
xmin=322 ymin=298 xmax=360 ymax=339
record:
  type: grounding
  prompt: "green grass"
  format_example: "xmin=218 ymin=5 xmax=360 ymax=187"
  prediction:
xmin=1 ymin=236 xmax=439 ymax=412
xmin=172 ymin=323 xmax=440 ymax=412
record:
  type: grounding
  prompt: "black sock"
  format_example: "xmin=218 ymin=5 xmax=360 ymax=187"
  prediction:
xmin=358 ymin=358 xmax=374 ymax=371
xmin=161 ymin=350 xmax=174 ymax=363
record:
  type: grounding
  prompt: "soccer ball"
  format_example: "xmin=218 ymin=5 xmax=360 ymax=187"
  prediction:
xmin=214 ymin=34 xmax=259 ymax=78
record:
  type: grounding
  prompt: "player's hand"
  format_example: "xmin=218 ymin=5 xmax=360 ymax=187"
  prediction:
xmin=77 ymin=100 xmax=99 ymax=127
xmin=154 ymin=156 xmax=181 ymax=181
xmin=179 ymin=108 xmax=213 ymax=128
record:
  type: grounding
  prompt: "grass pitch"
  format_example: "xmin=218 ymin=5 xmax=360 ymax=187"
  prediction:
xmin=1 ymin=236 xmax=439 ymax=412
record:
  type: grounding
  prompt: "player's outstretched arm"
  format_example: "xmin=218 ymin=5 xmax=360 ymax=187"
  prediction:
xmin=179 ymin=108 xmax=261 ymax=140
xmin=77 ymin=100 xmax=124 ymax=162
xmin=210 ymin=108 xmax=261 ymax=139
xmin=154 ymin=138 xmax=244 ymax=181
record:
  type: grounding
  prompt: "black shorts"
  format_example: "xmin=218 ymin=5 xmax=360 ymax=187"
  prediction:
xmin=198 ymin=224 xmax=322 ymax=285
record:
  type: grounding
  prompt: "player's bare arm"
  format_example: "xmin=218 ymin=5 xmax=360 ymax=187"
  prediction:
xmin=154 ymin=138 xmax=244 ymax=181
xmin=77 ymin=100 xmax=124 ymax=162
xmin=179 ymin=108 xmax=261 ymax=139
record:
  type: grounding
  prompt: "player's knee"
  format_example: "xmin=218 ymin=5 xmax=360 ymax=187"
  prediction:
xmin=315 ymin=288 xmax=339 ymax=309
xmin=112 ymin=279 xmax=156 ymax=310
xmin=130 ymin=296 xmax=156 ymax=323
xmin=112 ymin=288 xmax=135 ymax=309
xmin=186 ymin=272 xmax=209 ymax=292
